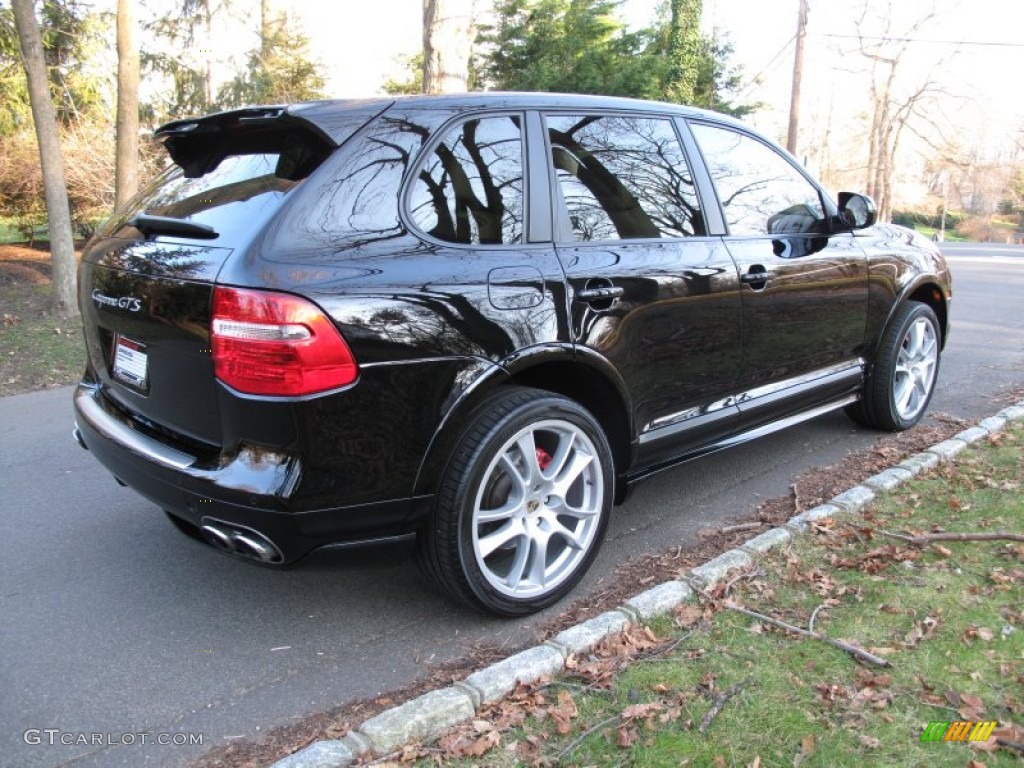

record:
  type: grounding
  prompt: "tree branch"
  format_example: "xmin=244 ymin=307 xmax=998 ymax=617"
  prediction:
xmin=720 ymin=601 xmax=891 ymax=667
xmin=699 ymin=677 xmax=751 ymax=733
xmin=880 ymin=531 xmax=1024 ymax=545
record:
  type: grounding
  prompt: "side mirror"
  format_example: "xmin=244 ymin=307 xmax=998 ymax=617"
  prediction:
xmin=837 ymin=192 xmax=877 ymax=229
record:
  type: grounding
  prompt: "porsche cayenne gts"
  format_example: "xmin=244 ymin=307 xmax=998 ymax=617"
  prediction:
xmin=73 ymin=93 xmax=950 ymax=615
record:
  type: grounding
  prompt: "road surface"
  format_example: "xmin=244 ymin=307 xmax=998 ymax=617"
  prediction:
xmin=2 ymin=242 xmax=1022 ymax=767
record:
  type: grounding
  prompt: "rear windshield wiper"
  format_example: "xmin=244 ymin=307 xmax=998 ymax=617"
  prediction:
xmin=129 ymin=213 xmax=218 ymax=240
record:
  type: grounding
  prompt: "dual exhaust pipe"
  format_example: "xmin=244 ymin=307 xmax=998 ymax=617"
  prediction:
xmin=199 ymin=520 xmax=284 ymax=565
xmin=76 ymin=422 xmax=284 ymax=565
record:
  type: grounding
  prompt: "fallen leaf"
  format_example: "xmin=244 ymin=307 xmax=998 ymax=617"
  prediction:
xmin=548 ymin=690 xmax=578 ymax=735
xmin=622 ymin=702 xmax=663 ymax=721
xmin=617 ymin=725 xmax=638 ymax=748
xmin=465 ymin=730 xmax=500 ymax=758
xmin=858 ymin=734 xmax=881 ymax=748
xmin=514 ymin=735 xmax=540 ymax=762
xmin=675 ymin=603 xmax=704 ymax=628
xmin=904 ymin=616 xmax=940 ymax=648
xmin=793 ymin=734 xmax=815 ymax=766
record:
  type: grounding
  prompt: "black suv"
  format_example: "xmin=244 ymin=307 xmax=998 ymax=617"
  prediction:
xmin=74 ymin=93 xmax=950 ymax=615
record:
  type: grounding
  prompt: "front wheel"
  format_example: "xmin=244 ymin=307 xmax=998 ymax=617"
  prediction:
xmin=418 ymin=387 xmax=613 ymax=616
xmin=847 ymin=301 xmax=941 ymax=431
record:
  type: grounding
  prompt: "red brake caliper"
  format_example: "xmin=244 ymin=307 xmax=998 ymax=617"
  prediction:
xmin=535 ymin=448 xmax=553 ymax=471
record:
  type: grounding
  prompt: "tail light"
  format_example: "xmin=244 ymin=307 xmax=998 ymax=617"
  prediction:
xmin=211 ymin=286 xmax=357 ymax=396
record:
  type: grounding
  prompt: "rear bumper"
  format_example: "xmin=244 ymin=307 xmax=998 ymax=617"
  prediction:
xmin=72 ymin=383 xmax=429 ymax=563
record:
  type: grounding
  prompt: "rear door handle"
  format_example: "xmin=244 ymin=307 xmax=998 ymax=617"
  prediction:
xmin=577 ymin=286 xmax=624 ymax=301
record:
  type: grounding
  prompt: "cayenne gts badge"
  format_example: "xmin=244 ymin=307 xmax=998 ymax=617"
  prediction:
xmin=92 ymin=289 xmax=142 ymax=312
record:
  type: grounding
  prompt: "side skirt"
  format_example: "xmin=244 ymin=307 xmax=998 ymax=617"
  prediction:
xmin=624 ymin=393 xmax=859 ymax=487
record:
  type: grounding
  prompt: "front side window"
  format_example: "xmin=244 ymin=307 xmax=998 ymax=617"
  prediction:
xmin=547 ymin=114 xmax=703 ymax=242
xmin=409 ymin=115 xmax=524 ymax=245
xmin=690 ymin=122 xmax=826 ymax=237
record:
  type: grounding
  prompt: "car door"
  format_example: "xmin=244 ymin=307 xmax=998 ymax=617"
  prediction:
xmin=541 ymin=111 xmax=744 ymax=464
xmin=688 ymin=120 xmax=869 ymax=417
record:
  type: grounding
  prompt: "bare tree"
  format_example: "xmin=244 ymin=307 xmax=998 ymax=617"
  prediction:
xmin=422 ymin=0 xmax=474 ymax=94
xmin=11 ymin=0 xmax=78 ymax=318
xmin=855 ymin=1 xmax=943 ymax=222
xmin=115 ymin=0 xmax=139 ymax=208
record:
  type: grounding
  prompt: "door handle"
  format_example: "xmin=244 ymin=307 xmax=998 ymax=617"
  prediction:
xmin=577 ymin=286 xmax=624 ymax=301
xmin=740 ymin=272 xmax=766 ymax=284
xmin=741 ymin=265 xmax=769 ymax=289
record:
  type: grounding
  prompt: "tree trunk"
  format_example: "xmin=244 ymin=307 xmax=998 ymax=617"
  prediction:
xmin=422 ymin=0 xmax=474 ymax=94
xmin=115 ymin=0 xmax=140 ymax=208
xmin=11 ymin=0 xmax=79 ymax=319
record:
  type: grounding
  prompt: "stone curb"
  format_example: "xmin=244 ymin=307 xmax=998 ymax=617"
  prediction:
xmin=268 ymin=400 xmax=1024 ymax=768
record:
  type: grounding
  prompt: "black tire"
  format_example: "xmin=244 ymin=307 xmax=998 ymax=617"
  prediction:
xmin=847 ymin=301 xmax=941 ymax=431
xmin=417 ymin=386 xmax=613 ymax=616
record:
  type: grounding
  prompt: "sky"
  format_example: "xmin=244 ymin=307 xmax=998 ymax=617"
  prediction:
xmin=122 ymin=0 xmax=1022 ymax=202
xmin=126 ymin=0 xmax=1022 ymax=148
xmin=282 ymin=0 xmax=1022 ymax=178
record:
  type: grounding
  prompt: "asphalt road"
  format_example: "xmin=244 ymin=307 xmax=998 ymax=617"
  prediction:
xmin=2 ymin=243 xmax=1023 ymax=768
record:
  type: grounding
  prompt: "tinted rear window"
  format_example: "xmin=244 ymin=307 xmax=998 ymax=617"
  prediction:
xmin=100 ymin=132 xmax=332 ymax=243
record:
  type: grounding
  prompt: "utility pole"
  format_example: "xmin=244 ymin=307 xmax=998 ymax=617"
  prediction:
xmin=786 ymin=0 xmax=808 ymax=156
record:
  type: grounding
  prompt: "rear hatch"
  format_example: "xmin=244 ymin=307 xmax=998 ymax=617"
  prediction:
xmin=79 ymin=104 xmax=380 ymax=453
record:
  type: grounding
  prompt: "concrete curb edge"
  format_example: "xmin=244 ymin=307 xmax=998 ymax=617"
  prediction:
xmin=268 ymin=400 xmax=1024 ymax=767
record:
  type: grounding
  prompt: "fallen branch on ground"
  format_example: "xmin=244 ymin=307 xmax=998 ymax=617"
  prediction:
xmin=724 ymin=566 xmax=763 ymax=596
xmin=719 ymin=601 xmax=891 ymax=668
xmin=808 ymin=603 xmax=828 ymax=634
xmin=699 ymin=677 xmax=751 ymax=733
xmin=880 ymin=530 xmax=1024 ymax=545
xmin=556 ymin=713 xmax=622 ymax=761
xmin=720 ymin=522 xmax=763 ymax=534
xmin=997 ymin=739 xmax=1024 ymax=754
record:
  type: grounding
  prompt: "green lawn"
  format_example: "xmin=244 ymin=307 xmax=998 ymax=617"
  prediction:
xmin=407 ymin=425 xmax=1024 ymax=767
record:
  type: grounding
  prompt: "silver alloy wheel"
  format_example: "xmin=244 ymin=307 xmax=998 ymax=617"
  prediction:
xmin=471 ymin=418 xmax=604 ymax=599
xmin=893 ymin=316 xmax=939 ymax=421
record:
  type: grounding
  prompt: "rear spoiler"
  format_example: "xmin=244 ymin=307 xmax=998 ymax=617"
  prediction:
xmin=154 ymin=101 xmax=394 ymax=178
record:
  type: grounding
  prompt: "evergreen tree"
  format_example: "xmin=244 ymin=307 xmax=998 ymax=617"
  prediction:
xmin=664 ymin=0 xmax=701 ymax=104
xmin=216 ymin=8 xmax=324 ymax=108
xmin=0 ymin=0 xmax=106 ymax=134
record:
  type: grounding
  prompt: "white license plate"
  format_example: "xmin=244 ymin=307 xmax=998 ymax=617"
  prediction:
xmin=113 ymin=336 xmax=148 ymax=389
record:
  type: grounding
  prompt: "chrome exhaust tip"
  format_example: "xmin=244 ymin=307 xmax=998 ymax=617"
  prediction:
xmin=199 ymin=520 xmax=284 ymax=564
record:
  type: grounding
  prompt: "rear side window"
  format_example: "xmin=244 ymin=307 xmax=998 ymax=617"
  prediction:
xmin=408 ymin=115 xmax=525 ymax=245
xmin=690 ymin=122 xmax=826 ymax=237
xmin=547 ymin=114 xmax=704 ymax=241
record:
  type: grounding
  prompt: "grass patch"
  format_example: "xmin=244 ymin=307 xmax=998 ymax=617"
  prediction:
xmin=0 ymin=259 xmax=84 ymax=396
xmin=403 ymin=426 xmax=1024 ymax=767
xmin=914 ymin=224 xmax=970 ymax=243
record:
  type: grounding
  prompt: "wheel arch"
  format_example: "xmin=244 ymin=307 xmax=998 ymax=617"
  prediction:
xmin=869 ymin=277 xmax=949 ymax=361
xmin=412 ymin=345 xmax=635 ymax=504
xmin=903 ymin=280 xmax=949 ymax=349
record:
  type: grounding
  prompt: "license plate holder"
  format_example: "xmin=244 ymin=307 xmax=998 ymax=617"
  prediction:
xmin=113 ymin=335 xmax=149 ymax=390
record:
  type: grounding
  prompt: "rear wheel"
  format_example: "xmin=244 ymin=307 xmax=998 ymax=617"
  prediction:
xmin=847 ymin=301 xmax=941 ymax=431
xmin=418 ymin=387 xmax=613 ymax=616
